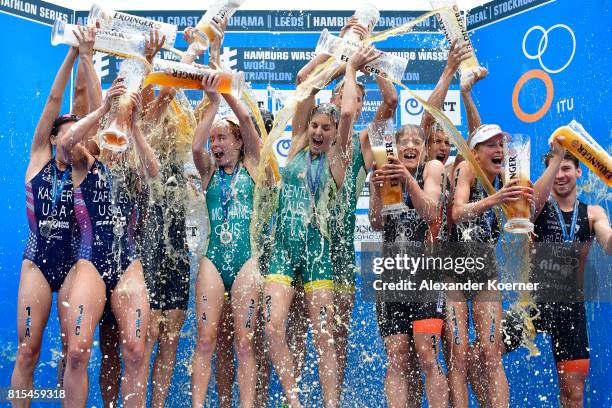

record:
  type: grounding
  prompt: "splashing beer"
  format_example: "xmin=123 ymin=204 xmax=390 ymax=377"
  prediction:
xmin=503 ymin=134 xmax=533 ymax=233
xmin=369 ymin=120 xmax=405 ymax=214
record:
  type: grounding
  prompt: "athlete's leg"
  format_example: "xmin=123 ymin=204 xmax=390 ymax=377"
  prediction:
xmin=333 ymin=288 xmax=355 ymax=394
xmin=111 ymin=260 xmax=150 ymax=408
xmin=150 ymin=309 xmax=185 ymax=408
xmin=56 ymin=264 xmax=77 ymax=388
xmin=10 ymin=261 xmax=53 ymax=407
xmin=467 ymin=343 xmax=488 ymax=406
xmin=287 ymin=282 xmax=307 ymax=378
xmin=557 ymin=361 xmax=588 ymax=408
xmin=145 ymin=309 xmax=162 ymax=405
xmin=99 ymin=320 xmax=121 ymax=408
xmin=413 ymin=326 xmax=448 ymax=408
xmin=305 ymin=287 xmax=338 ymax=408
xmin=231 ymin=258 xmax=260 ymax=407
xmin=443 ymin=293 xmax=470 ymax=408
xmin=383 ymin=334 xmax=422 ymax=408
xmin=62 ymin=260 xmax=106 ymax=408
xmin=216 ymin=299 xmax=235 ymax=408
xmin=191 ymin=257 xmax=225 ymax=407
xmin=254 ymin=291 xmax=271 ymax=408
xmin=473 ymin=295 xmax=508 ymax=408
xmin=264 ymin=281 xmax=301 ymax=408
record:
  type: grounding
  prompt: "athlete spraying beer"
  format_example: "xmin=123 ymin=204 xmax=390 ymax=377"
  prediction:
xmin=264 ymin=45 xmax=381 ymax=408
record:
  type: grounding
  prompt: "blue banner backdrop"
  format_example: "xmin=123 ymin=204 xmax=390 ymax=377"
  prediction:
xmin=0 ymin=0 xmax=610 ymax=406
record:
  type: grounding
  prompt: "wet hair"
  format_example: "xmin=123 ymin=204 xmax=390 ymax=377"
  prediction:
xmin=331 ymin=79 xmax=366 ymax=100
xmin=251 ymin=108 xmax=274 ymax=136
xmin=51 ymin=113 xmax=80 ymax=136
xmin=544 ymin=150 xmax=579 ymax=168
xmin=395 ymin=124 xmax=425 ymax=144
xmin=308 ymin=103 xmax=339 ymax=129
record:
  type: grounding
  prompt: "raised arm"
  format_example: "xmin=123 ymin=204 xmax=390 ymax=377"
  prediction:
xmin=57 ymin=79 xmax=126 ymax=157
xmin=461 ymin=67 xmax=487 ymax=137
xmin=223 ymin=93 xmax=261 ymax=164
xmin=360 ymin=76 xmax=398 ymax=170
xmin=368 ymin=174 xmax=384 ymax=231
xmin=590 ymin=205 xmax=612 ymax=255
xmin=532 ymin=138 xmax=565 ymax=217
xmin=30 ymin=47 xmax=78 ymax=158
xmin=129 ymin=92 xmax=159 ymax=178
xmin=421 ymin=40 xmax=469 ymax=137
xmin=71 ymin=26 xmax=103 ymax=151
xmin=192 ymin=88 xmax=220 ymax=183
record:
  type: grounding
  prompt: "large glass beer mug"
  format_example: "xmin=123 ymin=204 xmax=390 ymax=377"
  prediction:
xmin=369 ymin=119 xmax=405 ymax=214
xmin=344 ymin=3 xmax=380 ymax=41
xmin=144 ymin=59 xmax=245 ymax=97
xmin=315 ymin=29 xmax=408 ymax=83
xmin=88 ymin=3 xmax=178 ymax=49
xmin=503 ymin=133 xmax=534 ymax=233
xmin=550 ymin=120 xmax=612 ymax=188
xmin=99 ymin=59 xmax=147 ymax=152
xmin=430 ymin=0 xmax=483 ymax=88
xmin=51 ymin=19 xmax=145 ymax=60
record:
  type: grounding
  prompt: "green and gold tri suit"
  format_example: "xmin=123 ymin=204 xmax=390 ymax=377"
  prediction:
xmin=205 ymin=163 xmax=255 ymax=291
xmin=329 ymin=132 xmax=367 ymax=293
xmin=267 ymin=148 xmax=337 ymax=293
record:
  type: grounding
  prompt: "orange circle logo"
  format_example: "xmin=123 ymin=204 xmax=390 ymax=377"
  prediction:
xmin=512 ymin=69 xmax=554 ymax=123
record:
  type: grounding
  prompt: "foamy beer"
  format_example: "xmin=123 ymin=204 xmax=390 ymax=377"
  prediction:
xmin=144 ymin=59 xmax=244 ymax=97
xmin=344 ymin=3 xmax=380 ymax=41
xmin=503 ymin=134 xmax=534 ymax=233
xmin=369 ymin=119 xmax=405 ymax=214
xmin=187 ymin=0 xmax=246 ymax=53
xmin=88 ymin=3 xmax=178 ymax=48
xmin=100 ymin=59 xmax=147 ymax=152
xmin=430 ymin=0 xmax=483 ymax=87
xmin=550 ymin=120 xmax=612 ymax=188
xmin=315 ymin=29 xmax=408 ymax=83
xmin=51 ymin=19 xmax=145 ymax=60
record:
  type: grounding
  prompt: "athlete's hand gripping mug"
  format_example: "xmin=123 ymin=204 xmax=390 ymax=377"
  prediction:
xmin=187 ymin=0 xmax=246 ymax=54
xmin=369 ymin=119 xmax=405 ymax=215
xmin=99 ymin=59 xmax=147 ymax=153
xmin=430 ymin=0 xmax=483 ymax=89
xmin=343 ymin=3 xmax=380 ymax=42
xmin=51 ymin=19 xmax=145 ymax=60
xmin=315 ymin=29 xmax=408 ymax=83
xmin=503 ymin=133 xmax=534 ymax=234
xmin=144 ymin=59 xmax=244 ymax=97
xmin=550 ymin=120 xmax=612 ymax=188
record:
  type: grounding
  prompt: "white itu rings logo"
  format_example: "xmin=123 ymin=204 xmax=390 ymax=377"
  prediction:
xmin=522 ymin=24 xmax=576 ymax=74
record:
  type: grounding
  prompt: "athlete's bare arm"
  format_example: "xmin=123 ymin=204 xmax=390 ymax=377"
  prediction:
xmin=192 ymin=88 xmax=220 ymax=186
xmin=589 ymin=205 xmax=612 ymax=255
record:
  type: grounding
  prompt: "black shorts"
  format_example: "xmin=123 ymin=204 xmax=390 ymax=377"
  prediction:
xmin=376 ymin=296 xmax=445 ymax=338
xmin=141 ymin=204 xmax=191 ymax=311
xmin=503 ymin=302 xmax=589 ymax=363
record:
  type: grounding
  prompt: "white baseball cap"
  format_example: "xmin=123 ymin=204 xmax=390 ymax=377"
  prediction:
xmin=469 ymin=124 xmax=509 ymax=149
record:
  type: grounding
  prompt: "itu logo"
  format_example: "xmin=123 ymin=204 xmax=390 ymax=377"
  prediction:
xmin=512 ymin=23 xmax=576 ymax=123
xmin=405 ymin=98 xmax=424 ymax=116
xmin=522 ymin=24 xmax=576 ymax=74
